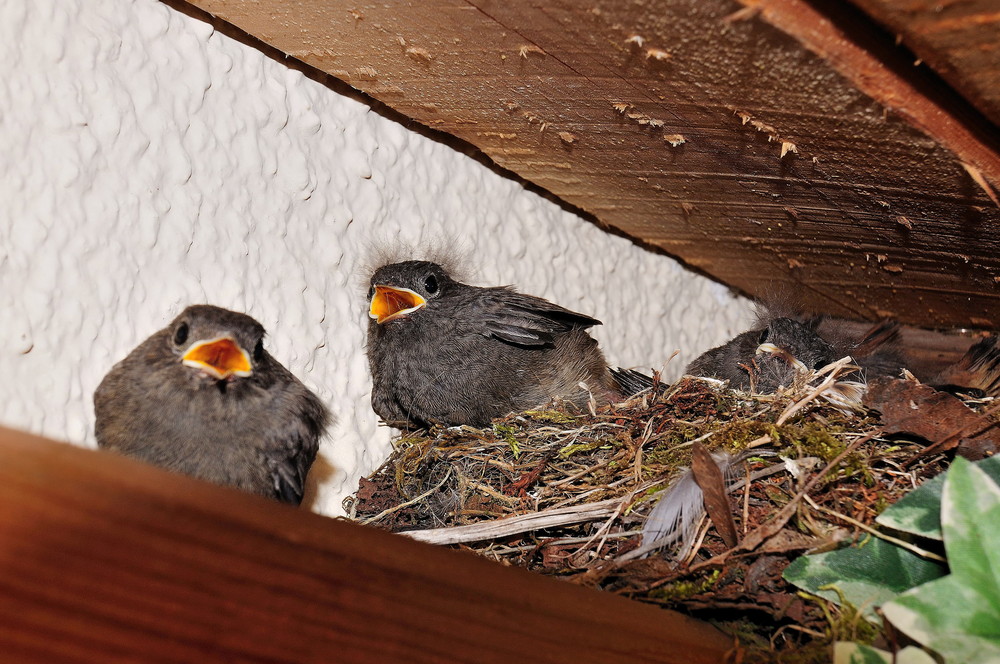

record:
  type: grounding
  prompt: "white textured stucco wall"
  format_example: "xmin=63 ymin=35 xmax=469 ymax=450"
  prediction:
xmin=0 ymin=0 xmax=752 ymax=516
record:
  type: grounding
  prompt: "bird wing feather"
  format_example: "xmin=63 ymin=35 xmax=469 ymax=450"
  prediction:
xmin=263 ymin=383 xmax=329 ymax=506
xmin=471 ymin=288 xmax=601 ymax=347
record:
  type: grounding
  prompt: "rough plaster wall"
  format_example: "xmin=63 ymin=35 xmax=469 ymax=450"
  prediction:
xmin=0 ymin=0 xmax=752 ymax=516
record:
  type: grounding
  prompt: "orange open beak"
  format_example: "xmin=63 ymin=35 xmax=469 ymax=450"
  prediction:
xmin=181 ymin=337 xmax=253 ymax=380
xmin=369 ymin=285 xmax=427 ymax=324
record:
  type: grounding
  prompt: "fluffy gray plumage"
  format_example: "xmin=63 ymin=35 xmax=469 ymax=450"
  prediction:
xmin=366 ymin=260 xmax=643 ymax=428
xmin=686 ymin=305 xmax=907 ymax=393
xmin=94 ymin=304 xmax=330 ymax=505
xmin=686 ymin=317 xmax=835 ymax=392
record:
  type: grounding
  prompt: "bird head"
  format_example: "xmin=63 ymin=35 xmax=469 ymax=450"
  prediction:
xmin=169 ymin=305 xmax=264 ymax=380
xmin=368 ymin=261 xmax=451 ymax=324
xmin=754 ymin=317 xmax=835 ymax=390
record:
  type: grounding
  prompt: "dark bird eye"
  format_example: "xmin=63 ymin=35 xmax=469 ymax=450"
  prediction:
xmin=174 ymin=322 xmax=189 ymax=346
xmin=813 ymin=359 xmax=826 ymax=371
xmin=758 ymin=328 xmax=769 ymax=344
xmin=254 ymin=339 xmax=264 ymax=362
xmin=424 ymin=274 xmax=438 ymax=294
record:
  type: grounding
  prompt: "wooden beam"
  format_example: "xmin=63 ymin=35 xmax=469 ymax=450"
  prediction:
xmin=0 ymin=427 xmax=730 ymax=663
xmin=742 ymin=0 xmax=1000 ymax=189
xmin=845 ymin=0 xmax=1000 ymax=127
xmin=171 ymin=0 xmax=1000 ymax=328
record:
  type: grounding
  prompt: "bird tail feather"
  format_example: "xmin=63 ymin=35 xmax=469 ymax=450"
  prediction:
xmin=610 ymin=367 xmax=655 ymax=397
xmin=965 ymin=336 xmax=1000 ymax=396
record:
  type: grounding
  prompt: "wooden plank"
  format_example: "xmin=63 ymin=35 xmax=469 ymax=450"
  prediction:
xmin=0 ymin=426 xmax=730 ymax=663
xmin=846 ymin=0 xmax=1000 ymax=127
xmin=169 ymin=0 xmax=1000 ymax=328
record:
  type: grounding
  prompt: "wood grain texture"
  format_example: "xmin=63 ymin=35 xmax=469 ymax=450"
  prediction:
xmin=845 ymin=0 xmax=1000 ymax=127
xmin=173 ymin=0 xmax=1000 ymax=327
xmin=0 ymin=427 xmax=730 ymax=664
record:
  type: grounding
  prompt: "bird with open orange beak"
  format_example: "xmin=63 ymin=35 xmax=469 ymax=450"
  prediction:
xmin=369 ymin=284 xmax=427 ymax=324
xmin=181 ymin=335 xmax=254 ymax=380
xmin=94 ymin=304 xmax=330 ymax=505
xmin=365 ymin=259 xmax=652 ymax=429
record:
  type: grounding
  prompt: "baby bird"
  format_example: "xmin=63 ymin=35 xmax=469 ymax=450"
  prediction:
xmin=94 ymin=305 xmax=330 ymax=505
xmin=687 ymin=298 xmax=905 ymax=394
xmin=686 ymin=316 xmax=836 ymax=393
xmin=366 ymin=260 xmax=644 ymax=428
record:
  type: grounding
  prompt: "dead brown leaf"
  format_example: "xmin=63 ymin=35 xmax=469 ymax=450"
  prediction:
xmin=691 ymin=441 xmax=739 ymax=548
xmin=864 ymin=376 xmax=1000 ymax=459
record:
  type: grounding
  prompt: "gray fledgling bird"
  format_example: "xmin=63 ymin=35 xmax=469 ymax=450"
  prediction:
xmin=94 ymin=304 xmax=330 ymax=505
xmin=366 ymin=260 xmax=643 ymax=428
xmin=686 ymin=316 xmax=836 ymax=393
xmin=686 ymin=306 xmax=906 ymax=394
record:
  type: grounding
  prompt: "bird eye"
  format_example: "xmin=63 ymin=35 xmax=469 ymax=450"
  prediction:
xmin=174 ymin=322 xmax=189 ymax=346
xmin=758 ymin=328 xmax=770 ymax=344
xmin=253 ymin=339 xmax=264 ymax=362
xmin=813 ymin=359 xmax=826 ymax=371
xmin=424 ymin=274 xmax=438 ymax=294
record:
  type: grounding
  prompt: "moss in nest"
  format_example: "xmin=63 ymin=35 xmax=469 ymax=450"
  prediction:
xmin=559 ymin=438 xmax=615 ymax=458
xmin=392 ymin=434 xmax=428 ymax=449
xmin=523 ymin=409 xmax=579 ymax=424
xmin=649 ymin=569 xmax=721 ymax=601
xmin=870 ymin=492 xmax=891 ymax=514
xmin=349 ymin=371 xmax=961 ymax=662
xmin=801 ymin=589 xmax=880 ymax=648
xmin=777 ymin=422 xmax=846 ymax=463
xmin=711 ymin=419 xmax=773 ymax=451
xmin=856 ymin=464 xmax=878 ymax=488
xmin=492 ymin=423 xmax=521 ymax=459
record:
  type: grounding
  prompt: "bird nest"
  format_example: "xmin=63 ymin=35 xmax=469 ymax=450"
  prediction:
xmin=345 ymin=366 xmax=994 ymax=662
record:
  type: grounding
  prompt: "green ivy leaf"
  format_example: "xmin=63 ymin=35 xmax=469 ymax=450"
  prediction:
xmin=882 ymin=458 xmax=1000 ymax=662
xmin=783 ymin=534 xmax=946 ymax=622
xmin=877 ymin=456 xmax=1000 ymax=541
xmin=833 ymin=642 xmax=936 ymax=664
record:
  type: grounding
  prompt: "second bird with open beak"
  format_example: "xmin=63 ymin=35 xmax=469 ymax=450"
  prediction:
xmin=94 ymin=304 xmax=330 ymax=505
xmin=366 ymin=260 xmax=647 ymax=428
